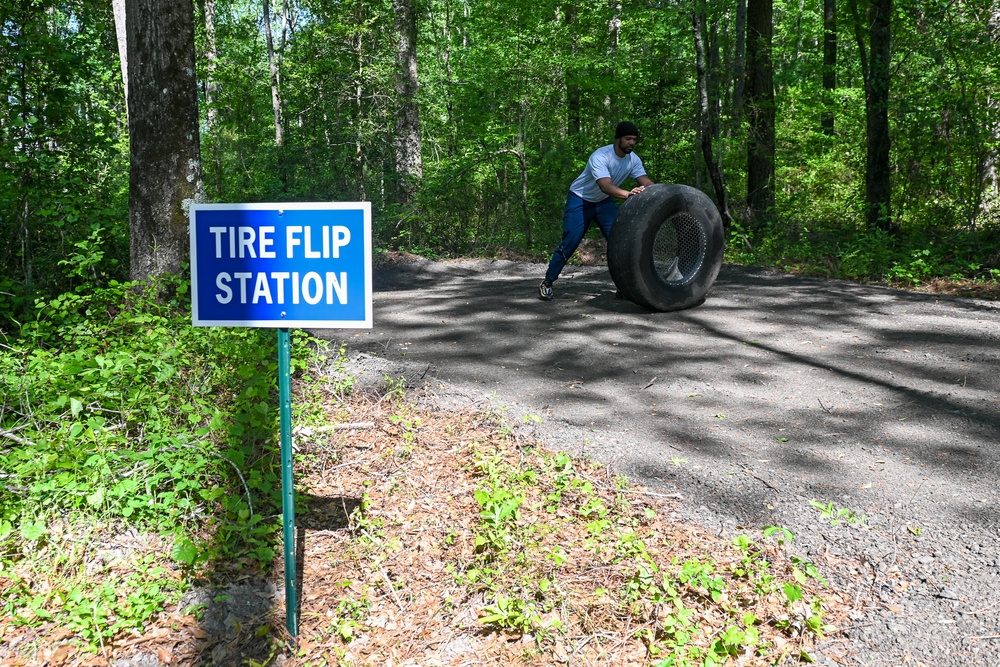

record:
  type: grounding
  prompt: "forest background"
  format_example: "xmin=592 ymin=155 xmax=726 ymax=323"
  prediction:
xmin=4 ymin=0 xmax=1000 ymax=314
xmin=1 ymin=0 xmax=1000 ymax=660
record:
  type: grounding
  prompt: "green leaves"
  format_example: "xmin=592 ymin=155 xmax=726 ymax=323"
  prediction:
xmin=171 ymin=536 xmax=200 ymax=566
xmin=19 ymin=519 xmax=47 ymax=541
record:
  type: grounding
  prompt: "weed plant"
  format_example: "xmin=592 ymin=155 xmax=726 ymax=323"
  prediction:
xmin=0 ymin=275 xmax=314 ymax=650
xmin=727 ymin=218 xmax=1000 ymax=289
xmin=401 ymin=420 xmax=842 ymax=665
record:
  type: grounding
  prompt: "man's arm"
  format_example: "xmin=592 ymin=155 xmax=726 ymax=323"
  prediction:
xmin=597 ymin=175 xmax=653 ymax=199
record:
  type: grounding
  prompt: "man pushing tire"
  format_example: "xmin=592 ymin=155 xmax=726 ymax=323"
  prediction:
xmin=538 ymin=121 xmax=654 ymax=301
xmin=538 ymin=122 xmax=724 ymax=312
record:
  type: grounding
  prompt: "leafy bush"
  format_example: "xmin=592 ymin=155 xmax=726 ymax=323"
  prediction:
xmin=0 ymin=276 xmax=302 ymax=569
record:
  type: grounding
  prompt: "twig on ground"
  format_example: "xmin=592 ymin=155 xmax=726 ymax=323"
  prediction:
xmin=1 ymin=429 xmax=36 ymax=447
xmin=379 ymin=564 xmax=404 ymax=611
xmin=740 ymin=464 xmax=780 ymax=491
xmin=963 ymin=601 xmax=1000 ymax=616
xmin=326 ymin=457 xmax=369 ymax=472
xmin=315 ymin=422 xmax=376 ymax=432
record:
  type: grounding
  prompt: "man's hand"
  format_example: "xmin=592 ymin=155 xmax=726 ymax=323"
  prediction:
xmin=626 ymin=186 xmax=646 ymax=197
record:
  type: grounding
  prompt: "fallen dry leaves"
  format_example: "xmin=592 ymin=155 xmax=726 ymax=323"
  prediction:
xmin=278 ymin=387 xmax=855 ymax=665
xmin=0 ymin=384 xmax=857 ymax=666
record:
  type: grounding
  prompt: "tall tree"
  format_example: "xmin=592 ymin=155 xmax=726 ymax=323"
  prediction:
xmin=113 ymin=0 xmax=128 ymax=111
xmin=732 ymin=0 xmax=747 ymax=122
xmin=125 ymin=0 xmax=204 ymax=280
xmin=850 ymin=0 xmax=894 ymax=231
xmin=745 ymin=0 xmax=775 ymax=225
xmin=982 ymin=5 xmax=1000 ymax=225
xmin=693 ymin=10 xmax=732 ymax=225
xmin=393 ymin=0 xmax=422 ymax=214
xmin=821 ymin=0 xmax=836 ymax=134
xmin=263 ymin=0 xmax=285 ymax=147
xmin=203 ymin=0 xmax=220 ymax=132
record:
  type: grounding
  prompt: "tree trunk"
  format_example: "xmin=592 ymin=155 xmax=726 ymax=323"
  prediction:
xmin=112 ymin=0 xmax=128 ymax=113
xmin=745 ymin=0 xmax=775 ymax=225
xmin=693 ymin=11 xmax=733 ymax=226
xmin=821 ymin=0 xmax=836 ymax=135
xmin=732 ymin=0 xmax=747 ymax=122
xmin=980 ymin=7 xmax=1000 ymax=229
xmin=354 ymin=24 xmax=366 ymax=200
xmin=203 ymin=0 xmax=219 ymax=130
xmin=606 ymin=0 xmax=621 ymax=113
xmin=126 ymin=0 xmax=203 ymax=281
xmin=851 ymin=0 xmax=894 ymax=231
xmin=263 ymin=0 xmax=284 ymax=147
xmin=394 ymin=0 xmax=422 ymax=217
xmin=203 ymin=0 xmax=223 ymax=196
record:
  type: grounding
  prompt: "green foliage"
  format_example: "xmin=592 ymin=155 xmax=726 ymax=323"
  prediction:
xmin=727 ymin=218 xmax=1000 ymax=287
xmin=6 ymin=0 xmax=1000 ymax=306
xmin=809 ymin=500 xmax=866 ymax=527
xmin=0 ymin=275 xmax=327 ymax=647
xmin=0 ymin=0 xmax=129 ymax=323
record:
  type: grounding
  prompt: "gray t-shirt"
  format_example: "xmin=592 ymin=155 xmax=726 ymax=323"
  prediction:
xmin=569 ymin=144 xmax=647 ymax=202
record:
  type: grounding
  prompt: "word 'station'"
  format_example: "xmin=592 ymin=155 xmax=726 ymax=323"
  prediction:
xmin=190 ymin=203 xmax=372 ymax=328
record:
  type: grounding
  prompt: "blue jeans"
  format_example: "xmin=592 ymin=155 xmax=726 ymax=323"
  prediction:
xmin=545 ymin=193 xmax=619 ymax=283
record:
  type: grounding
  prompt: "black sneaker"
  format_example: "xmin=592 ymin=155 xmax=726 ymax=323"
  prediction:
xmin=538 ymin=280 xmax=553 ymax=301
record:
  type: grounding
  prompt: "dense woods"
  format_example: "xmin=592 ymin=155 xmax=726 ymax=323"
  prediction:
xmin=3 ymin=0 xmax=1000 ymax=312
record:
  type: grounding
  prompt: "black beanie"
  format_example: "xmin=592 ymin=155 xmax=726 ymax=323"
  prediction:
xmin=615 ymin=121 xmax=639 ymax=138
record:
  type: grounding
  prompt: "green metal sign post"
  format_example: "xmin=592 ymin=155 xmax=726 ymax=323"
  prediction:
xmin=278 ymin=328 xmax=297 ymax=637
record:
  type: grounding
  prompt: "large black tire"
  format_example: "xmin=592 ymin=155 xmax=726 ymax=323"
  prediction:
xmin=607 ymin=183 xmax=725 ymax=312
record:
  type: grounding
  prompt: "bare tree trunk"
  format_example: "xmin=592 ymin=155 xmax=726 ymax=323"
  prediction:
xmin=732 ymin=0 xmax=747 ymax=122
xmin=608 ymin=0 xmax=621 ymax=53
xmin=821 ymin=0 xmax=836 ymax=135
xmin=850 ymin=0 xmax=894 ymax=231
xmin=606 ymin=0 xmax=621 ymax=113
xmin=203 ymin=0 xmax=223 ymax=197
xmin=430 ymin=0 xmax=456 ymax=155
xmin=203 ymin=0 xmax=219 ymax=130
xmin=745 ymin=0 xmax=775 ymax=226
xmin=693 ymin=11 xmax=733 ymax=225
xmin=126 ymin=0 xmax=203 ymax=281
xmin=393 ymin=0 xmax=422 ymax=215
xmin=978 ymin=6 xmax=1000 ymax=229
xmin=263 ymin=0 xmax=284 ymax=147
xmin=112 ymin=0 xmax=128 ymax=113
xmin=354 ymin=28 xmax=366 ymax=200
xmin=866 ymin=0 xmax=892 ymax=231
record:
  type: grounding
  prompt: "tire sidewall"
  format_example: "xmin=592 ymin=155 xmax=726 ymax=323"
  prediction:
xmin=609 ymin=184 xmax=725 ymax=312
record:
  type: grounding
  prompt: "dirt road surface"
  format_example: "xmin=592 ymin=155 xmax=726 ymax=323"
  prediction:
xmin=314 ymin=257 xmax=1000 ymax=666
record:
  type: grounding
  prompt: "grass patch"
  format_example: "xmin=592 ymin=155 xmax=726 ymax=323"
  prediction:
xmin=726 ymin=219 xmax=1000 ymax=297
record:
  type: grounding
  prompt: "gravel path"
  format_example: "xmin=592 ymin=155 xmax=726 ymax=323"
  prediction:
xmin=314 ymin=257 xmax=1000 ymax=667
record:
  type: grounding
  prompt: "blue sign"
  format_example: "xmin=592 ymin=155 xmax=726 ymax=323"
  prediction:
xmin=190 ymin=202 xmax=372 ymax=328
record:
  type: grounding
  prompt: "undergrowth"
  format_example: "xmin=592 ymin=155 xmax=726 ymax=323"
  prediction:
xmin=725 ymin=219 xmax=1000 ymax=291
xmin=286 ymin=396 xmax=849 ymax=666
xmin=0 ymin=275 xmax=320 ymax=653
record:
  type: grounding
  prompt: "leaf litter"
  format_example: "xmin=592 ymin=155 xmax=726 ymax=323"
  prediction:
xmin=0 ymin=383 xmax=858 ymax=666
